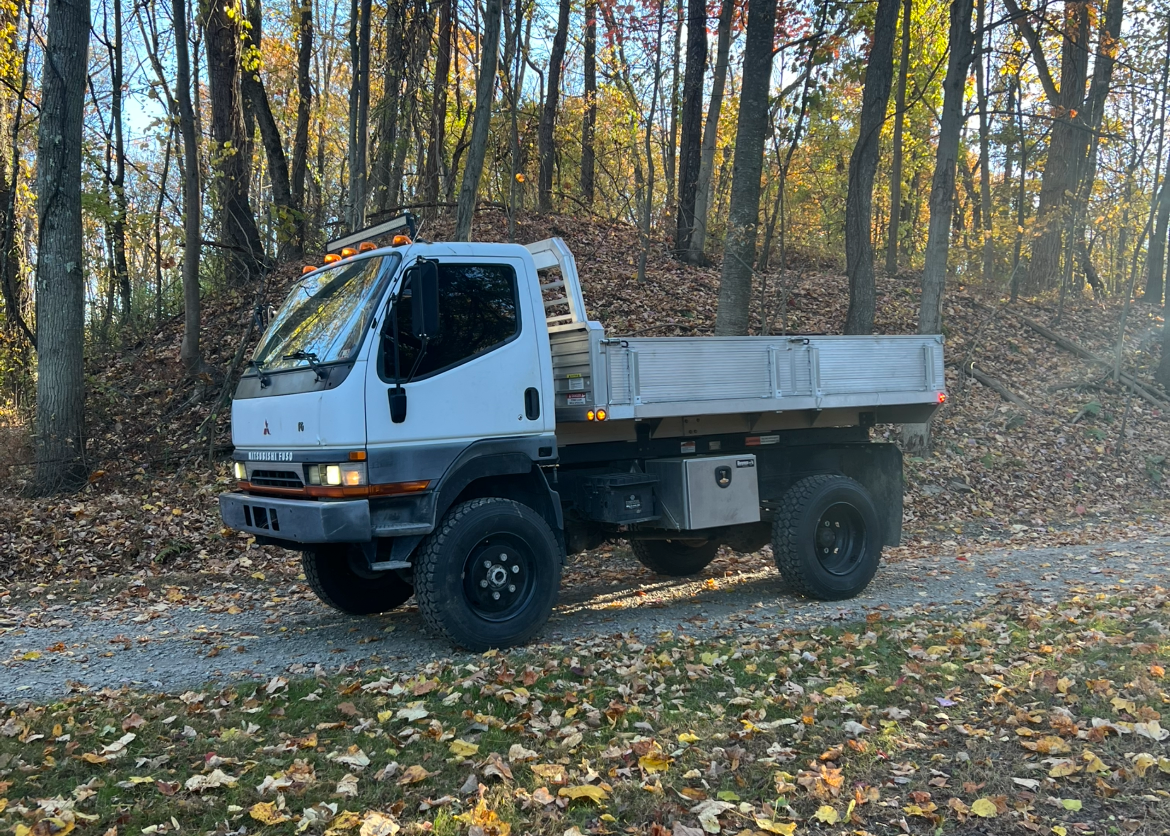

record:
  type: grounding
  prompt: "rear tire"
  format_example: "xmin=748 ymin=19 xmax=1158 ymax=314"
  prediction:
xmin=414 ymin=498 xmax=562 ymax=651
xmin=302 ymin=544 xmax=414 ymax=615
xmin=772 ymin=474 xmax=881 ymax=600
xmin=631 ymin=539 xmax=718 ymax=576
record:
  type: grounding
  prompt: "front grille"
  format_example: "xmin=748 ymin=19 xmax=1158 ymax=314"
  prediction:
xmin=250 ymin=469 xmax=303 ymax=488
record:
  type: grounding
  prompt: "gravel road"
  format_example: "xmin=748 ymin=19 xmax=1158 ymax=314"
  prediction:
xmin=2 ymin=535 xmax=1168 ymax=702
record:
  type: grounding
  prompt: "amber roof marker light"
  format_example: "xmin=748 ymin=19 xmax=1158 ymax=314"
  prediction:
xmin=323 ymin=253 xmax=341 ymax=264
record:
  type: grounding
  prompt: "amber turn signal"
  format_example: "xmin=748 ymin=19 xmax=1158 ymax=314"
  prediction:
xmin=323 ymin=253 xmax=341 ymax=264
xmin=358 ymin=241 xmax=377 ymax=252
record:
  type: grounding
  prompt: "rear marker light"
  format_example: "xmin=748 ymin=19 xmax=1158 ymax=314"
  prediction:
xmin=938 ymin=392 xmax=947 ymax=403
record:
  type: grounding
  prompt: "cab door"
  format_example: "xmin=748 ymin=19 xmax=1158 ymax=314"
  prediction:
xmin=365 ymin=256 xmax=551 ymax=482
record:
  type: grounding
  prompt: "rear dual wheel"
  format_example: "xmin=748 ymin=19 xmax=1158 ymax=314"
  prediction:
xmin=631 ymin=539 xmax=718 ymax=577
xmin=772 ymin=474 xmax=882 ymax=600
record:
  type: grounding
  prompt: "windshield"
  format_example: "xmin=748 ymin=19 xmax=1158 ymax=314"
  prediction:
xmin=252 ymin=253 xmax=398 ymax=372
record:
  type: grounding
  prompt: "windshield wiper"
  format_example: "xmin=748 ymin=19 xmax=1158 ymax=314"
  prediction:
xmin=247 ymin=359 xmax=272 ymax=388
xmin=283 ymin=350 xmax=329 ymax=381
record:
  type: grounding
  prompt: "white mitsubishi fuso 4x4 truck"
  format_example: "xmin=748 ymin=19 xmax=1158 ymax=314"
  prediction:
xmin=220 ymin=217 xmax=945 ymax=651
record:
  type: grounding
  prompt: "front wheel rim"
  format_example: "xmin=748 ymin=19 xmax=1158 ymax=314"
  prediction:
xmin=462 ymin=532 xmax=538 ymax=622
xmin=813 ymin=502 xmax=867 ymax=576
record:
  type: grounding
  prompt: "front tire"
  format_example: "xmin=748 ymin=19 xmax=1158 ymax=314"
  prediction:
xmin=631 ymin=538 xmax=718 ymax=576
xmin=772 ymin=474 xmax=882 ymax=600
xmin=414 ymin=498 xmax=562 ymax=651
xmin=302 ymin=544 xmax=414 ymax=615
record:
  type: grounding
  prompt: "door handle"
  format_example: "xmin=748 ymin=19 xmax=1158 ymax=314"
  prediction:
xmin=524 ymin=387 xmax=540 ymax=420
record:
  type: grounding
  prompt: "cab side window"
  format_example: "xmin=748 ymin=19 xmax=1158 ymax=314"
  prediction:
xmin=386 ymin=262 xmax=520 ymax=380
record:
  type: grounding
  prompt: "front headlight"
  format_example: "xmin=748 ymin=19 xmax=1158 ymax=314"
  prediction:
xmin=233 ymin=462 xmax=247 ymax=480
xmin=307 ymin=463 xmax=367 ymax=487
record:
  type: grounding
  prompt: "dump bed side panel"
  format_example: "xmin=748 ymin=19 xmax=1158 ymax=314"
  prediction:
xmin=600 ymin=334 xmax=944 ymax=420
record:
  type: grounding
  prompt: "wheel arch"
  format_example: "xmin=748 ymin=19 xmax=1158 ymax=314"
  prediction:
xmin=432 ymin=448 xmax=565 ymax=561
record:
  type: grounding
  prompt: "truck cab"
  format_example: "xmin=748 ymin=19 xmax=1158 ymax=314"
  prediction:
xmin=221 ymin=220 xmax=944 ymax=650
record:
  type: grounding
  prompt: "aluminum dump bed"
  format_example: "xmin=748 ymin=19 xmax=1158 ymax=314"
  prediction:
xmin=525 ymin=238 xmax=945 ymax=425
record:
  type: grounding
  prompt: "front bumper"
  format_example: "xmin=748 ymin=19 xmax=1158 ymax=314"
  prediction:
xmin=219 ymin=493 xmax=372 ymax=543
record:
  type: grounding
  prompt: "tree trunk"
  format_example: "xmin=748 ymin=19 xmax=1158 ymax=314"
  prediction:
xmin=32 ymin=0 xmax=90 ymax=494
xmin=453 ymin=0 xmax=501 ymax=241
xmin=348 ymin=0 xmax=372 ymax=230
xmin=1004 ymin=0 xmax=1089 ymax=293
xmin=108 ymin=0 xmax=131 ymax=328
xmin=397 ymin=0 xmax=433 ymax=209
xmin=176 ymin=0 xmax=203 ymax=372
xmin=581 ymin=0 xmax=597 ymax=204
xmin=883 ymin=0 xmax=911 ymax=276
xmin=714 ymin=0 xmax=778 ymax=335
xmin=637 ymin=0 xmax=666 ymax=284
xmin=973 ymin=0 xmax=993 ymax=284
xmin=675 ymin=0 xmax=708 ymax=259
xmin=918 ymin=0 xmax=974 ymax=337
xmin=505 ymin=0 xmax=529 ymax=239
xmin=688 ymin=0 xmax=732 ymax=263
xmin=904 ymin=0 xmax=973 ymax=455
xmin=0 ymin=2 xmax=33 ymax=349
xmin=1149 ymin=175 xmax=1170 ymax=305
xmin=1072 ymin=0 xmax=1124 ymax=298
xmin=663 ymin=0 xmax=682 ymax=226
xmin=290 ymin=0 xmax=313 ymax=251
xmin=425 ymin=0 xmax=453 ymax=209
xmin=1159 ymin=296 xmax=1170 ymax=390
xmin=536 ymin=0 xmax=570 ymax=212
xmin=371 ymin=0 xmax=405 ymax=216
xmin=1011 ymin=71 xmax=1027 ymax=301
xmin=204 ymin=0 xmax=264 ymax=285
xmin=243 ymin=0 xmax=298 ymax=258
xmin=843 ymin=0 xmax=899 ymax=334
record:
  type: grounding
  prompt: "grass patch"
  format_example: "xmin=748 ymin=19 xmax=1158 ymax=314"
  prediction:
xmin=1 ymin=591 xmax=1169 ymax=835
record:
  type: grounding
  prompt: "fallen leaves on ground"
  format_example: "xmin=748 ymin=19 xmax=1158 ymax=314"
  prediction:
xmin=0 ymin=583 xmax=1167 ymax=834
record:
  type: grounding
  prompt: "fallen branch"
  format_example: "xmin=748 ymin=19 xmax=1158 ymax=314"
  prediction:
xmin=961 ymin=361 xmax=1040 ymax=412
xmin=982 ymin=303 xmax=1170 ymax=408
xmin=1046 ymin=375 xmax=1107 ymax=394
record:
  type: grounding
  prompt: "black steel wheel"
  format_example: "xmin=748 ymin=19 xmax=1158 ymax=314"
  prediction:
xmin=631 ymin=538 xmax=718 ymax=577
xmin=302 ymin=543 xmax=413 ymax=615
xmin=462 ymin=532 xmax=539 ymax=622
xmin=414 ymin=498 xmax=562 ymax=650
xmin=772 ymin=474 xmax=881 ymax=599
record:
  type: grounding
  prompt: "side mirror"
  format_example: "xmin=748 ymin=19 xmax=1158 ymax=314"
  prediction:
xmin=411 ymin=261 xmax=440 ymax=339
xmin=389 ymin=386 xmax=407 ymax=424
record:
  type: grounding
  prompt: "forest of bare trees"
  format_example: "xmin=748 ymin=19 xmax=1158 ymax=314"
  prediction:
xmin=2 ymin=0 xmax=1170 ymax=493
